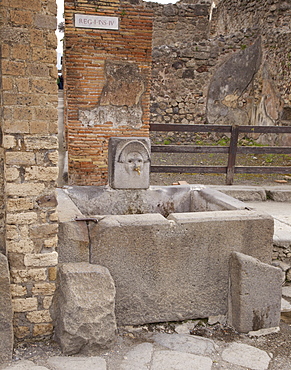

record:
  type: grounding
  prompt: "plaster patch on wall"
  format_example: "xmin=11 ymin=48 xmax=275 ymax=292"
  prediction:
xmin=79 ymin=61 xmax=145 ymax=129
xmin=79 ymin=106 xmax=143 ymax=129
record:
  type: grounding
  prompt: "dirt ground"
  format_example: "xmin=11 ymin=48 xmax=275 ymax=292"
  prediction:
xmin=150 ymin=152 xmax=291 ymax=187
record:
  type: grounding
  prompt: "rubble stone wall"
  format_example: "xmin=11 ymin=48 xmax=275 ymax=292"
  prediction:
xmin=0 ymin=0 xmax=59 ymax=340
xmin=64 ymin=0 xmax=153 ymax=185
xmin=148 ymin=0 xmax=291 ymax=135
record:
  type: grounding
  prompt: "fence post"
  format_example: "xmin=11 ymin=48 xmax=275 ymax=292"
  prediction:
xmin=226 ymin=125 xmax=239 ymax=185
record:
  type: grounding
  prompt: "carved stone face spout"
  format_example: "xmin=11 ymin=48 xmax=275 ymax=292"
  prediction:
xmin=125 ymin=151 xmax=144 ymax=175
xmin=108 ymin=137 xmax=151 ymax=189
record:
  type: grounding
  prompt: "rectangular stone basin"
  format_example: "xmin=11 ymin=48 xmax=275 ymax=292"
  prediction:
xmin=57 ymin=185 xmax=274 ymax=326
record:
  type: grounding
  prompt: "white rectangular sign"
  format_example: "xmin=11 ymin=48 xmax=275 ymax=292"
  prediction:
xmin=75 ymin=14 xmax=119 ymax=30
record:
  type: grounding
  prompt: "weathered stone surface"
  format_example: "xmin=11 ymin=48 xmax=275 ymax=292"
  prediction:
xmin=58 ymin=221 xmax=89 ymax=263
xmin=211 ymin=186 xmax=267 ymax=202
xmin=153 ymin=333 xmax=216 ymax=356
xmin=207 ymin=38 xmax=262 ymax=125
xmin=90 ymin=210 xmax=273 ymax=325
xmin=229 ymin=252 xmax=282 ymax=333
xmin=51 ymin=262 xmax=117 ymax=355
xmin=266 ymin=188 xmax=291 ymax=202
xmin=64 ymin=185 xmax=196 ymax=216
xmin=47 ymin=356 xmax=106 ymax=370
xmin=221 ymin=342 xmax=271 ymax=370
xmin=152 ymin=350 xmax=213 ymax=370
xmin=191 ymin=187 xmax=247 ymax=211
xmin=57 ymin=188 xmax=90 ymax=263
xmin=0 ymin=253 xmax=14 ymax=364
xmin=121 ymin=343 xmax=153 ymax=370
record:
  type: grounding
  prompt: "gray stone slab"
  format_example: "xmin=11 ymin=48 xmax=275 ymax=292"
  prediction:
xmin=221 ymin=343 xmax=271 ymax=370
xmin=210 ymin=185 xmax=267 ymax=202
xmin=47 ymin=356 xmax=106 ymax=370
xmin=151 ymin=350 xmax=213 ymax=370
xmin=152 ymin=333 xmax=217 ymax=356
xmin=229 ymin=252 xmax=282 ymax=333
xmin=58 ymin=221 xmax=90 ymax=263
xmin=265 ymin=187 xmax=291 ymax=202
xmin=281 ymin=298 xmax=291 ymax=312
xmin=121 ymin=343 xmax=153 ymax=370
xmin=2 ymin=360 xmax=49 ymax=370
xmin=90 ymin=210 xmax=273 ymax=325
xmin=192 ymin=187 xmax=248 ymax=211
xmin=282 ymin=285 xmax=291 ymax=298
xmin=57 ymin=188 xmax=83 ymax=222
xmin=51 ymin=263 xmax=117 ymax=355
xmin=246 ymin=201 xmax=291 ymax=246
xmin=0 ymin=253 xmax=13 ymax=364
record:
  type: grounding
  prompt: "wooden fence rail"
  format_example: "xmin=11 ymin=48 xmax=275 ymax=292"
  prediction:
xmin=149 ymin=124 xmax=291 ymax=185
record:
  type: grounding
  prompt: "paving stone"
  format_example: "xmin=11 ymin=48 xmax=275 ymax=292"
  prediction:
xmin=151 ymin=350 xmax=212 ymax=370
xmin=221 ymin=343 xmax=271 ymax=370
xmin=47 ymin=356 xmax=106 ymax=370
xmin=282 ymin=286 xmax=291 ymax=298
xmin=2 ymin=360 xmax=49 ymax=370
xmin=152 ymin=333 xmax=217 ymax=355
xmin=281 ymin=298 xmax=291 ymax=312
xmin=121 ymin=343 xmax=153 ymax=370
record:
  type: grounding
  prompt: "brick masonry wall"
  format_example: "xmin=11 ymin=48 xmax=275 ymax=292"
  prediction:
xmin=64 ymin=0 xmax=153 ymax=185
xmin=0 ymin=0 xmax=59 ymax=339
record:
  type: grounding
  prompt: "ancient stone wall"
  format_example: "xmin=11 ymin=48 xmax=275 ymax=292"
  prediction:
xmin=214 ymin=0 xmax=291 ymax=122
xmin=64 ymin=0 xmax=153 ymax=185
xmin=0 ymin=0 xmax=59 ymax=340
xmin=148 ymin=0 xmax=291 ymax=134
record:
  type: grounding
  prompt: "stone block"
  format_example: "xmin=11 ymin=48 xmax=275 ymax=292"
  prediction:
xmin=192 ymin=187 xmax=247 ymax=211
xmin=34 ymin=14 xmax=57 ymax=30
xmin=58 ymin=221 xmax=90 ymax=263
xmin=6 ymin=152 xmax=36 ymax=165
xmin=51 ymin=263 xmax=117 ymax=355
xmin=26 ymin=310 xmax=51 ymax=323
xmin=24 ymin=251 xmax=58 ymax=267
xmin=266 ymin=187 xmax=291 ymax=202
xmin=0 ymin=254 xmax=13 ymax=364
xmin=90 ymin=210 xmax=273 ymax=325
xmin=211 ymin=185 xmax=267 ymax=202
xmin=32 ymin=282 xmax=55 ymax=296
xmin=10 ymin=268 xmax=47 ymax=283
xmin=12 ymin=297 xmax=38 ymax=312
xmin=6 ymin=211 xmax=37 ymax=225
xmin=6 ymin=183 xmax=44 ymax=197
xmin=228 ymin=252 xmax=282 ymax=333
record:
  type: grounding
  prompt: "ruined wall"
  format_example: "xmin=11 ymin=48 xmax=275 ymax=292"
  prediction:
xmin=64 ymin=0 xmax=153 ymax=185
xmin=214 ymin=0 xmax=291 ymax=125
xmin=0 ymin=0 xmax=59 ymax=339
xmin=148 ymin=0 xmax=291 ymax=134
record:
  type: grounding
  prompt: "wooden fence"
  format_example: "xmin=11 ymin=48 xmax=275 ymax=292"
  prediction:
xmin=150 ymin=124 xmax=291 ymax=185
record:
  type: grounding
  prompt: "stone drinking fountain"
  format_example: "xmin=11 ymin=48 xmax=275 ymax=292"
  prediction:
xmin=53 ymin=137 xmax=282 ymax=354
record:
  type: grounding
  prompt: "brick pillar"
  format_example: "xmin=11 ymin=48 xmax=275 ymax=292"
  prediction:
xmin=65 ymin=0 xmax=153 ymax=185
xmin=0 ymin=0 xmax=59 ymax=339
